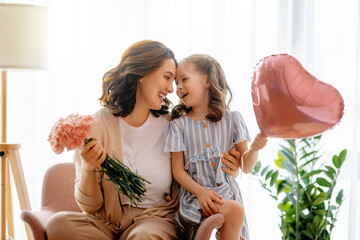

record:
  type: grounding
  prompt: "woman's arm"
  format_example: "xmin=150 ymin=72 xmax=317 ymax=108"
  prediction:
xmin=234 ymin=133 xmax=268 ymax=174
xmin=171 ymin=151 xmax=223 ymax=216
xmin=74 ymin=138 xmax=106 ymax=214
xmin=78 ymin=138 xmax=106 ymax=196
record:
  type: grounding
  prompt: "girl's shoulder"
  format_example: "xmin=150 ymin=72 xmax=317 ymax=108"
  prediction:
xmin=227 ymin=110 xmax=244 ymax=119
xmin=169 ymin=114 xmax=186 ymax=123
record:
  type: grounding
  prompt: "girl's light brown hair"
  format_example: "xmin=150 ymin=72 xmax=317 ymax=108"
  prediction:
xmin=99 ymin=40 xmax=176 ymax=117
xmin=172 ymin=54 xmax=233 ymax=122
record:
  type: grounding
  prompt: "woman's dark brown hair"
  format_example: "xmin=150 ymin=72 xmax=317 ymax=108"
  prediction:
xmin=172 ymin=54 xmax=233 ymax=122
xmin=99 ymin=40 xmax=176 ymax=117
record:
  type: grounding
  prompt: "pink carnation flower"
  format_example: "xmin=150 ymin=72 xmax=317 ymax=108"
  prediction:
xmin=48 ymin=114 xmax=96 ymax=154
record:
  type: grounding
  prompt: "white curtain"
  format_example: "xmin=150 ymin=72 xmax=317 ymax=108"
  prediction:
xmin=2 ymin=0 xmax=359 ymax=239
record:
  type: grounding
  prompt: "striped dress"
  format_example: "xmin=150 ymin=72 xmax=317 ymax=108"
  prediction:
xmin=163 ymin=110 xmax=251 ymax=240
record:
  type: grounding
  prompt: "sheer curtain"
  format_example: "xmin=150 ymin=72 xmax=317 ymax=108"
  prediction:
xmin=3 ymin=0 xmax=359 ymax=239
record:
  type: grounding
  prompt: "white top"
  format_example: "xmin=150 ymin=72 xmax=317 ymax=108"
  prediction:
xmin=119 ymin=113 xmax=172 ymax=208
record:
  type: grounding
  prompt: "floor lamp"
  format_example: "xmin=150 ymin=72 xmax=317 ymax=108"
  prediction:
xmin=0 ymin=4 xmax=48 ymax=240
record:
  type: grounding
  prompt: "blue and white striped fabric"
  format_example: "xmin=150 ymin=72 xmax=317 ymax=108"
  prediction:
xmin=163 ymin=110 xmax=251 ymax=240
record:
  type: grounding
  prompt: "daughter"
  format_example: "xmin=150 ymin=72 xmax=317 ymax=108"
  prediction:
xmin=163 ymin=54 xmax=267 ymax=240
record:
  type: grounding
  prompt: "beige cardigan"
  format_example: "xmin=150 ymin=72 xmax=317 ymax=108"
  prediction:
xmin=73 ymin=108 xmax=179 ymax=228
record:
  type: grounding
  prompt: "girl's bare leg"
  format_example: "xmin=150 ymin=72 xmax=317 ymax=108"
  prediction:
xmin=214 ymin=199 xmax=244 ymax=240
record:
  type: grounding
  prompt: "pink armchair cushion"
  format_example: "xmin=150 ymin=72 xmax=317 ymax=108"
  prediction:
xmin=41 ymin=162 xmax=81 ymax=213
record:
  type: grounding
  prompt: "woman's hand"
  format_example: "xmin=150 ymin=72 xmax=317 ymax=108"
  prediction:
xmin=250 ymin=133 xmax=268 ymax=151
xmin=221 ymin=150 xmax=241 ymax=178
xmin=81 ymin=138 xmax=106 ymax=172
xmin=196 ymin=188 xmax=223 ymax=217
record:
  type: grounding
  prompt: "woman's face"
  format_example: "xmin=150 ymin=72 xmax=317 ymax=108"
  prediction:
xmin=137 ymin=58 xmax=176 ymax=110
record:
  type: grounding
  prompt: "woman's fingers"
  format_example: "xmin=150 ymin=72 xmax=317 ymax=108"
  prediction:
xmin=96 ymin=149 xmax=106 ymax=165
xmin=222 ymin=158 xmax=236 ymax=170
xmin=222 ymin=152 xmax=238 ymax=168
xmin=221 ymin=166 xmax=232 ymax=175
xmin=82 ymin=139 xmax=96 ymax=154
xmin=228 ymin=149 xmax=241 ymax=160
xmin=222 ymin=151 xmax=240 ymax=178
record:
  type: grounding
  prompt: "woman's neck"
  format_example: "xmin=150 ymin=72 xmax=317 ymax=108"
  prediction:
xmin=122 ymin=105 xmax=150 ymax=127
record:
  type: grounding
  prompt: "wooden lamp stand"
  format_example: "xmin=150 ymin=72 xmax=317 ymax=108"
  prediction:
xmin=0 ymin=72 xmax=32 ymax=240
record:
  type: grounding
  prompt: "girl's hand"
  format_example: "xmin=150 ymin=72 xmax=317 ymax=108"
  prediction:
xmin=81 ymin=138 xmax=106 ymax=172
xmin=250 ymin=133 xmax=268 ymax=151
xmin=196 ymin=188 xmax=223 ymax=217
xmin=221 ymin=150 xmax=241 ymax=178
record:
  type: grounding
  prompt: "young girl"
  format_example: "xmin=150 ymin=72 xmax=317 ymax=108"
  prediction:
xmin=163 ymin=54 xmax=267 ymax=240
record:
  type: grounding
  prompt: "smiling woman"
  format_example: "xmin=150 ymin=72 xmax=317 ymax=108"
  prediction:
xmin=45 ymin=40 xmax=182 ymax=240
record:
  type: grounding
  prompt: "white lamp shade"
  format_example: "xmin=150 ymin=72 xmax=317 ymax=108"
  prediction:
xmin=0 ymin=3 xmax=48 ymax=70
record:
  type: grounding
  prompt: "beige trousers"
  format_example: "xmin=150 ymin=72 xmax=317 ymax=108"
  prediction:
xmin=46 ymin=205 xmax=182 ymax=240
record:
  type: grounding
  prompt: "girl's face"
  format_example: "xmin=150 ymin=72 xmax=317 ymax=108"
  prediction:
xmin=137 ymin=58 xmax=176 ymax=111
xmin=175 ymin=62 xmax=210 ymax=108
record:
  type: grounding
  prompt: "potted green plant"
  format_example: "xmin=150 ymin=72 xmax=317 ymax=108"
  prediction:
xmin=251 ymin=135 xmax=347 ymax=240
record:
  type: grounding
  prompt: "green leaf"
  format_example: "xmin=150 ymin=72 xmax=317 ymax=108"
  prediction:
xmin=276 ymin=180 xmax=287 ymax=195
xmin=325 ymin=166 xmax=336 ymax=175
xmin=313 ymin=192 xmax=328 ymax=206
xmin=314 ymin=135 xmax=322 ymax=140
xmin=316 ymin=177 xmax=332 ymax=188
xmin=302 ymin=170 xmax=323 ymax=179
xmin=281 ymin=161 xmax=296 ymax=175
xmin=324 ymin=170 xmax=335 ymax=180
xmin=280 ymin=149 xmax=295 ymax=164
xmin=265 ymin=169 xmax=274 ymax=181
xmin=274 ymin=159 xmax=284 ymax=169
xmin=253 ymin=161 xmax=261 ymax=173
xmin=299 ymin=157 xmax=320 ymax=170
xmin=278 ymin=202 xmax=292 ymax=212
xmin=307 ymin=222 xmax=316 ymax=234
xmin=338 ymin=149 xmax=347 ymax=166
xmin=300 ymin=138 xmax=312 ymax=149
xmin=261 ymin=165 xmax=270 ymax=176
xmin=305 ymin=191 xmax=312 ymax=204
xmin=313 ymin=209 xmax=327 ymax=215
xmin=286 ymin=193 xmax=297 ymax=205
xmin=336 ymin=189 xmax=344 ymax=204
xmin=300 ymin=150 xmax=317 ymax=160
xmin=287 ymin=139 xmax=296 ymax=149
xmin=302 ymin=230 xmax=314 ymax=239
xmin=270 ymin=170 xmax=279 ymax=186
xmin=313 ymin=215 xmax=322 ymax=228
xmin=332 ymin=155 xmax=340 ymax=168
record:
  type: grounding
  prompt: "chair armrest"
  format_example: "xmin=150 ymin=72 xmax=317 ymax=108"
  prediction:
xmin=194 ymin=213 xmax=225 ymax=240
xmin=20 ymin=210 xmax=55 ymax=240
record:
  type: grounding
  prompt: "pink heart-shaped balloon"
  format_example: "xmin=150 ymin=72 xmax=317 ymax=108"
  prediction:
xmin=251 ymin=54 xmax=344 ymax=139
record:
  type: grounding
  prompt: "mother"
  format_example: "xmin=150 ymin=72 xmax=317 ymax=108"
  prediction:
xmin=46 ymin=40 xmax=241 ymax=239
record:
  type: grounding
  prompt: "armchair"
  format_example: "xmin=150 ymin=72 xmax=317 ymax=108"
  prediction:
xmin=20 ymin=163 xmax=224 ymax=240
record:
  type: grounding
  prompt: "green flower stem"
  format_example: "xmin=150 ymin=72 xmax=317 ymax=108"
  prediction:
xmin=84 ymin=138 xmax=151 ymax=210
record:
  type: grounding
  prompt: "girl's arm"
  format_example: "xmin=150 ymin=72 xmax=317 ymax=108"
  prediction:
xmin=234 ymin=133 xmax=267 ymax=174
xmin=171 ymin=151 xmax=223 ymax=216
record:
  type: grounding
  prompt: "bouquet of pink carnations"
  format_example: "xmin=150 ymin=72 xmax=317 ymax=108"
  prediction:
xmin=48 ymin=113 xmax=150 ymax=210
